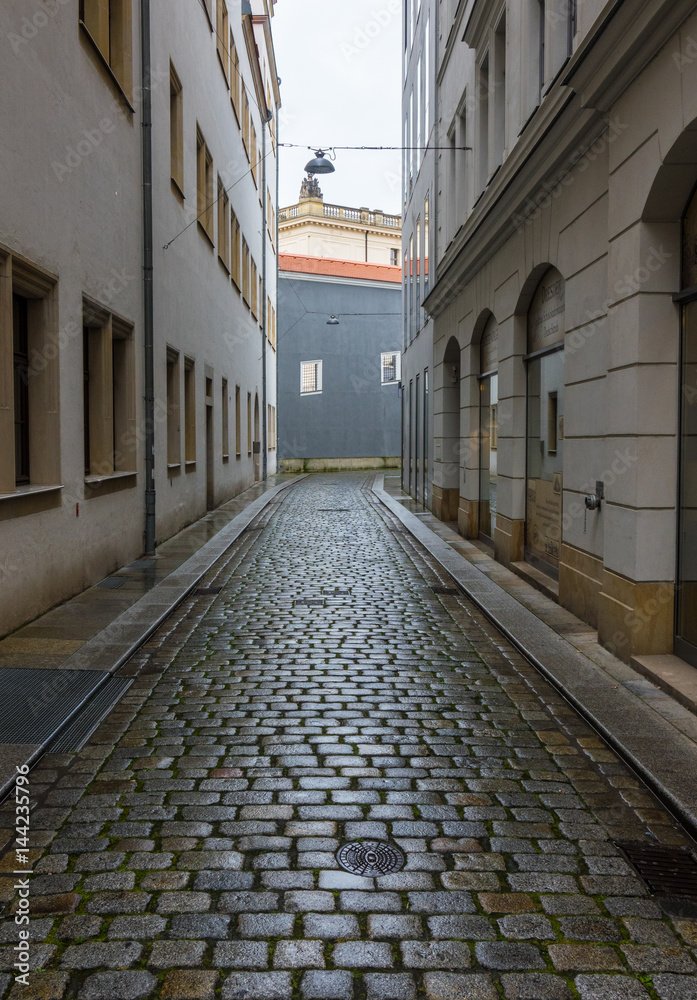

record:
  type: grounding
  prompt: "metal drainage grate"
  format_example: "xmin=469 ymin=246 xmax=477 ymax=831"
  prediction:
xmin=431 ymin=585 xmax=460 ymax=596
xmin=47 ymin=677 xmax=134 ymax=752
xmin=0 ymin=667 xmax=107 ymax=745
xmin=126 ymin=558 xmax=156 ymax=571
xmin=616 ymin=842 xmax=697 ymax=900
xmin=195 ymin=586 xmax=223 ymax=596
xmin=96 ymin=576 xmax=129 ymax=589
xmin=337 ymin=840 xmax=406 ymax=877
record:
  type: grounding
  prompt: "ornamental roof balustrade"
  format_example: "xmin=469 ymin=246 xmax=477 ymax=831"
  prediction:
xmin=279 ymin=201 xmax=401 ymax=229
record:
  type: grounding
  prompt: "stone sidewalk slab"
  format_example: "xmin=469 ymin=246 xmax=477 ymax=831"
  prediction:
xmin=373 ymin=475 xmax=697 ymax=837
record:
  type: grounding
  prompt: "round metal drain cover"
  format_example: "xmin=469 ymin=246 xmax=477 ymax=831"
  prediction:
xmin=336 ymin=840 xmax=405 ymax=877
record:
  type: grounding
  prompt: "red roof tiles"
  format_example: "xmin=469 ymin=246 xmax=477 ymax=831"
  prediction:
xmin=279 ymin=253 xmax=401 ymax=283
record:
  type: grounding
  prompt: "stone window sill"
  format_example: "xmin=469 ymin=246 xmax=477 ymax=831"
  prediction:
xmin=0 ymin=484 xmax=63 ymax=503
xmin=84 ymin=471 xmax=136 ymax=486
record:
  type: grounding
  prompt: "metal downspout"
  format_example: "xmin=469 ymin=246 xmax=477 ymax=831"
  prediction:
xmin=141 ymin=0 xmax=156 ymax=554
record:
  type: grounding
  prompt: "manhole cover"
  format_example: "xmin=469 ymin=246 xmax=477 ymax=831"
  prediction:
xmin=616 ymin=842 xmax=697 ymax=899
xmin=336 ymin=840 xmax=405 ymax=877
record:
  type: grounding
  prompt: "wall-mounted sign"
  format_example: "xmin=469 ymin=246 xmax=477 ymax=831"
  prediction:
xmin=528 ymin=268 xmax=565 ymax=354
xmin=480 ymin=316 xmax=498 ymax=374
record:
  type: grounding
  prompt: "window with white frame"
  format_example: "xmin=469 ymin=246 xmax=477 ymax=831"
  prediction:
xmin=381 ymin=352 xmax=401 ymax=384
xmin=301 ymin=360 xmax=322 ymax=395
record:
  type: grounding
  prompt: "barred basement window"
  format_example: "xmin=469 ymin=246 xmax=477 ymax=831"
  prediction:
xmin=381 ymin=352 xmax=401 ymax=384
xmin=301 ymin=360 xmax=322 ymax=395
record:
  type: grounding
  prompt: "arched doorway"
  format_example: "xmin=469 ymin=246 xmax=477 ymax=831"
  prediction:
xmin=525 ymin=267 xmax=565 ymax=578
xmin=479 ymin=315 xmax=498 ymax=541
xmin=433 ymin=336 xmax=461 ymax=522
xmin=253 ymin=393 xmax=260 ymax=482
xmin=677 ymin=185 xmax=697 ymax=666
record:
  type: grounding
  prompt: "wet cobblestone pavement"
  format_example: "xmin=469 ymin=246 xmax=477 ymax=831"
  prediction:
xmin=1 ymin=474 xmax=697 ymax=1000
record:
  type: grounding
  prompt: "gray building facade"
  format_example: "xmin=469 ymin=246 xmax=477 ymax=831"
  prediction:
xmin=278 ymin=255 xmax=402 ymax=471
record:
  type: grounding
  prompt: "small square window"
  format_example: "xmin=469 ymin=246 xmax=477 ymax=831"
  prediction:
xmin=301 ymin=360 xmax=322 ymax=395
xmin=381 ymin=352 xmax=401 ymax=384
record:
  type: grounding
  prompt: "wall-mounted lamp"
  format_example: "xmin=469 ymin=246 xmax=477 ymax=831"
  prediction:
xmin=326 ymin=315 xmax=340 ymax=326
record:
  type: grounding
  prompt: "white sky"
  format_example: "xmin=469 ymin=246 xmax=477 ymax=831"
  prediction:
xmin=272 ymin=0 xmax=402 ymax=214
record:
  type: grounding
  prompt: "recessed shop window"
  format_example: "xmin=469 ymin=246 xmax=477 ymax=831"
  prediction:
xmin=525 ymin=267 xmax=565 ymax=577
xmin=547 ymin=392 xmax=558 ymax=455
xmin=479 ymin=314 xmax=499 ymax=542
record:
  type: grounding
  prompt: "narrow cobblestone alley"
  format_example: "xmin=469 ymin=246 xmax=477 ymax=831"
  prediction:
xmin=2 ymin=474 xmax=697 ymax=1000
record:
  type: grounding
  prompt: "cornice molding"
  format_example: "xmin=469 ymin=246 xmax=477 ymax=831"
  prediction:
xmin=425 ymin=0 xmax=697 ymax=317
